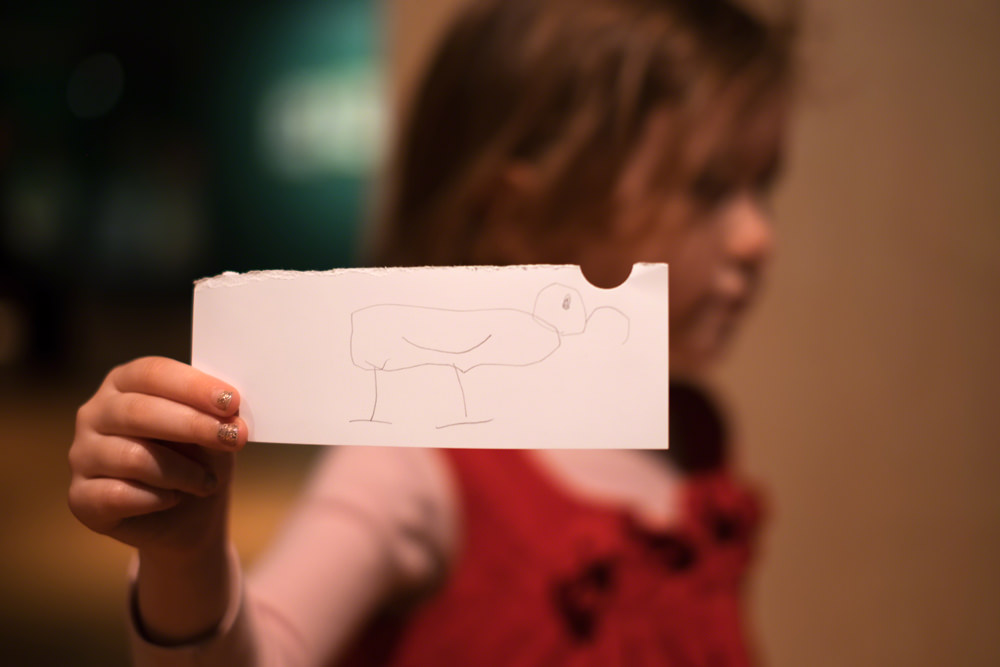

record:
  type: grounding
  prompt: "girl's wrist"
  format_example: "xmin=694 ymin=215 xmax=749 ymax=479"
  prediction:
xmin=137 ymin=534 xmax=228 ymax=574
xmin=135 ymin=538 xmax=233 ymax=645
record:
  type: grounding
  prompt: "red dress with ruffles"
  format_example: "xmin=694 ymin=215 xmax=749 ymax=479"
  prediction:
xmin=342 ymin=446 xmax=764 ymax=666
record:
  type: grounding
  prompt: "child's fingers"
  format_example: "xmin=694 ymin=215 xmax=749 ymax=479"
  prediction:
xmin=97 ymin=392 xmax=247 ymax=452
xmin=109 ymin=356 xmax=240 ymax=418
xmin=74 ymin=435 xmax=219 ymax=498
xmin=68 ymin=477 xmax=182 ymax=535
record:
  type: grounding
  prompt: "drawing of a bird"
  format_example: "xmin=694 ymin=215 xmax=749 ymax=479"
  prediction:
xmin=349 ymin=283 xmax=626 ymax=427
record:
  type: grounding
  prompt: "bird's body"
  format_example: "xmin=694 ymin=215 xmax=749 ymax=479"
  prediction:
xmin=351 ymin=305 xmax=561 ymax=373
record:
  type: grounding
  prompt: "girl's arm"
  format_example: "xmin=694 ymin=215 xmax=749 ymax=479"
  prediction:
xmin=127 ymin=446 xmax=459 ymax=666
xmin=69 ymin=357 xmax=247 ymax=643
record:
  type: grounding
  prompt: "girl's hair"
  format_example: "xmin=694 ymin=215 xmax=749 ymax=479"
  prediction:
xmin=374 ymin=0 xmax=797 ymax=266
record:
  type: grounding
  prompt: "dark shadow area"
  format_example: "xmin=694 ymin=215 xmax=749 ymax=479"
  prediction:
xmin=1 ymin=1 xmax=374 ymax=663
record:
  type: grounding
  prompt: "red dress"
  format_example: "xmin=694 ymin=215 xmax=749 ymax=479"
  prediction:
xmin=342 ymin=446 xmax=764 ymax=666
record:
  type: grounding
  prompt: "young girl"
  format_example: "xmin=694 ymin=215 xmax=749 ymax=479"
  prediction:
xmin=68 ymin=0 xmax=795 ymax=664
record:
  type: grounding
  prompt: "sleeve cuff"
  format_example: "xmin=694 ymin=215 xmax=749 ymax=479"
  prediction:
xmin=127 ymin=545 xmax=254 ymax=666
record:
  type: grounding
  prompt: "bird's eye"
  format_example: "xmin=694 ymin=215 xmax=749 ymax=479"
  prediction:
xmin=562 ymin=295 xmax=571 ymax=310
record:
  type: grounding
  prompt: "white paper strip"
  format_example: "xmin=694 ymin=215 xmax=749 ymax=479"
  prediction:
xmin=192 ymin=264 xmax=668 ymax=448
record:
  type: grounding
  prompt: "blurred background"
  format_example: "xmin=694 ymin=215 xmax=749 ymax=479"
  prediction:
xmin=1 ymin=0 xmax=998 ymax=665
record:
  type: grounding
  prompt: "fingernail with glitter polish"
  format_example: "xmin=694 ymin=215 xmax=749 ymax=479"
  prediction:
xmin=216 ymin=391 xmax=233 ymax=412
xmin=217 ymin=422 xmax=239 ymax=445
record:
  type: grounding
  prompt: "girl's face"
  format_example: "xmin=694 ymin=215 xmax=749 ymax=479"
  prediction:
xmin=578 ymin=98 xmax=786 ymax=378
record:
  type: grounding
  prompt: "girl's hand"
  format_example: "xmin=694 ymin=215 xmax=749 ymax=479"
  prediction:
xmin=68 ymin=356 xmax=248 ymax=558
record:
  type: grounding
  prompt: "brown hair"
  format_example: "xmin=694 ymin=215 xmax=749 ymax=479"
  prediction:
xmin=374 ymin=0 xmax=796 ymax=267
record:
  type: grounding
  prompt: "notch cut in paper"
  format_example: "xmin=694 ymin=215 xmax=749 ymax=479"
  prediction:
xmin=192 ymin=264 xmax=668 ymax=449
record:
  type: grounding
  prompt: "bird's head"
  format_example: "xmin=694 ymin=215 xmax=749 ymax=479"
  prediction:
xmin=532 ymin=284 xmax=586 ymax=334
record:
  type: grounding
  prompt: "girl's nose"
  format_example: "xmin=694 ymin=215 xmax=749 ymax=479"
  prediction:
xmin=726 ymin=194 xmax=774 ymax=268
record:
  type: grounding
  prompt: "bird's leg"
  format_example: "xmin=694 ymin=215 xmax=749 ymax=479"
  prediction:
xmin=434 ymin=366 xmax=494 ymax=429
xmin=350 ymin=365 xmax=391 ymax=424
xmin=453 ymin=365 xmax=468 ymax=418
xmin=369 ymin=367 xmax=380 ymax=421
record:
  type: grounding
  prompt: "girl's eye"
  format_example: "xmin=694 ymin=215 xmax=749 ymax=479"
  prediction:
xmin=752 ymin=154 xmax=784 ymax=197
xmin=754 ymin=162 xmax=780 ymax=198
xmin=691 ymin=169 xmax=736 ymax=208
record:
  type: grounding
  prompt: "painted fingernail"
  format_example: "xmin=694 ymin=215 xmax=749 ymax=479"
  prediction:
xmin=217 ymin=422 xmax=239 ymax=445
xmin=216 ymin=391 xmax=233 ymax=411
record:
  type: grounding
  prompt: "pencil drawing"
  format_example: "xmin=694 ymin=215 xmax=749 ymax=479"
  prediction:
xmin=349 ymin=283 xmax=629 ymax=427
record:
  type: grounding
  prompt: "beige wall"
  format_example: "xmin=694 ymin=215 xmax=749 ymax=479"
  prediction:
xmin=389 ymin=1 xmax=1000 ymax=664
xmin=726 ymin=2 xmax=1000 ymax=665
